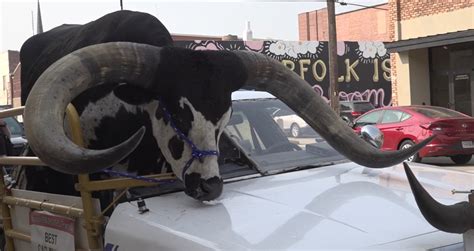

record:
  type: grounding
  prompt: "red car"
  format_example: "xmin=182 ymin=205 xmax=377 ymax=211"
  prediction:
xmin=352 ymin=105 xmax=474 ymax=164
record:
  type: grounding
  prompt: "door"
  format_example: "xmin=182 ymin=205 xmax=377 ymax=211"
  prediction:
xmin=452 ymin=73 xmax=472 ymax=116
xmin=377 ymin=110 xmax=406 ymax=151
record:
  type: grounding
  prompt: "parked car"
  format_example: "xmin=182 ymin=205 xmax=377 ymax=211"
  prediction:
xmin=3 ymin=117 xmax=27 ymax=156
xmin=340 ymin=101 xmax=375 ymax=124
xmin=268 ymin=103 xmax=316 ymax=138
xmin=352 ymin=105 xmax=474 ymax=164
xmin=101 ymin=92 xmax=465 ymax=250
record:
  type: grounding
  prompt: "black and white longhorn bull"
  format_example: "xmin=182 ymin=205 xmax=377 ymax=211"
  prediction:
xmin=21 ymin=10 xmax=433 ymax=202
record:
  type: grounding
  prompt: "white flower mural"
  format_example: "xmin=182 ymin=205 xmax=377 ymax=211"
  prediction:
xmin=375 ymin=42 xmax=387 ymax=56
xmin=267 ymin=41 xmax=322 ymax=59
xmin=268 ymin=41 xmax=287 ymax=56
xmin=356 ymin=41 xmax=389 ymax=63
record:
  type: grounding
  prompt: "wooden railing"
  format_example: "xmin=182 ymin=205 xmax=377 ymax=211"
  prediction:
xmin=0 ymin=106 xmax=176 ymax=251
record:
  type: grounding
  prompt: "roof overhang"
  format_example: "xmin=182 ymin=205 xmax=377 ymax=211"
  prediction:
xmin=386 ymin=29 xmax=474 ymax=53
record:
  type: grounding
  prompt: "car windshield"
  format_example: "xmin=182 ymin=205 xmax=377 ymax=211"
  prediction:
xmin=409 ymin=106 xmax=467 ymax=118
xmin=130 ymin=97 xmax=347 ymax=198
xmin=225 ymin=98 xmax=346 ymax=175
xmin=3 ymin=117 xmax=23 ymax=137
xmin=353 ymin=102 xmax=375 ymax=112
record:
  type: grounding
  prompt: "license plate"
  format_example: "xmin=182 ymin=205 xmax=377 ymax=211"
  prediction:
xmin=462 ymin=141 xmax=474 ymax=148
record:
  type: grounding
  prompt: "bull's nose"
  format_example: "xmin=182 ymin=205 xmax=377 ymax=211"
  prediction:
xmin=199 ymin=177 xmax=223 ymax=201
xmin=184 ymin=174 xmax=223 ymax=201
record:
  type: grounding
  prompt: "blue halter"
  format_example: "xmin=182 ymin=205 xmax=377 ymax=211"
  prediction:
xmin=102 ymin=99 xmax=219 ymax=184
xmin=158 ymin=100 xmax=220 ymax=181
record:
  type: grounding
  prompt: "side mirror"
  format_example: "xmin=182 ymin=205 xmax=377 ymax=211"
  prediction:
xmin=360 ymin=125 xmax=384 ymax=149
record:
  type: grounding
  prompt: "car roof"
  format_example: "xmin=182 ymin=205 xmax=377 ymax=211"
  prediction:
xmin=231 ymin=90 xmax=275 ymax=101
xmin=368 ymin=105 xmax=461 ymax=113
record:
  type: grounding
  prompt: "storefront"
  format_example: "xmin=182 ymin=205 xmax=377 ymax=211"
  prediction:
xmin=387 ymin=30 xmax=474 ymax=115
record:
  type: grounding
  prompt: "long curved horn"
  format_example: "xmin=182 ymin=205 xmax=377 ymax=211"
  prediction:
xmin=233 ymin=51 xmax=434 ymax=168
xmin=403 ymin=162 xmax=474 ymax=233
xmin=24 ymin=42 xmax=161 ymax=174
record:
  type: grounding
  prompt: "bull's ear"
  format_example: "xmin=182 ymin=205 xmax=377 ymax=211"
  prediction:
xmin=113 ymin=84 xmax=155 ymax=105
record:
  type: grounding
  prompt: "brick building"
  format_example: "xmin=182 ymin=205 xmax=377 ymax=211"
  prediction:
xmin=299 ymin=1 xmax=474 ymax=116
xmin=298 ymin=3 xmax=390 ymax=41
xmin=0 ymin=51 xmax=20 ymax=107
xmin=386 ymin=0 xmax=474 ymax=116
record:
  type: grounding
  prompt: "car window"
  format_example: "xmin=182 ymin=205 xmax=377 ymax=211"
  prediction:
xmin=356 ymin=110 xmax=383 ymax=124
xmin=400 ymin=112 xmax=412 ymax=121
xmin=227 ymin=99 xmax=345 ymax=174
xmin=340 ymin=103 xmax=352 ymax=111
xmin=225 ymin=111 xmax=260 ymax=152
xmin=353 ymin=102 xmax=375 ymax=112
xmin=3 ymin=117 xmax=23 ymax=137
xmin=272 ymin=108 xmax=293 ymax=117
xmin=409 ymin=106 xmax=467 ymax=118
xmin=381 ymin=110 xmax=403 ymax=124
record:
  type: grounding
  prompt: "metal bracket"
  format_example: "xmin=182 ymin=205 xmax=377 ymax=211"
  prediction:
xmin=451 ymin=189 xmax=474 ymax=195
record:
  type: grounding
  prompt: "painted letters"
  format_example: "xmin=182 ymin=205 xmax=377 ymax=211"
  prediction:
xmin=176 ymin=40 xmax=392 ymax=107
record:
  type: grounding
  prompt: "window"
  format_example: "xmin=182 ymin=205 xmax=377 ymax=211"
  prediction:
xmin=356 ymin=110 xmax=383 ymax=124
xmin=3 ymin=117 xmax=23 ymax=137
xmin=381 ymin=110 xmax=403 ymax=124
xmin=272 ymin=108 xmax=293 ymax=117
xmin=400 ymin=112 xmax=411 ymax=122
xmin=225 ymin=111 xmax=256 ymax=152
xmin=353 ymin=102 xmax=375 ymax=112
xmin=2 ymin=75 xmax=6 ymax=91
xmin=340 ymin=103 xmax=352 ymax=111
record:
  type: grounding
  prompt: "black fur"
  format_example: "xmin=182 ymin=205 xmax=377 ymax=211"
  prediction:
xmin=20 ymin=10 xmax=173 ymax=196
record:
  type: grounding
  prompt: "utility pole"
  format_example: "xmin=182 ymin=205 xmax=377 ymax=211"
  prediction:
xmin=327 ymin=0 xmax=340 ymax=115
xmin=120 ymin=0 xmax=123 ymax=10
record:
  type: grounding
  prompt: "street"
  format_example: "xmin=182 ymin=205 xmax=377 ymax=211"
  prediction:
xmin=423 ymin=156 xmax=474 ymax=173
xmin=290 ymin=136 xmax=474 ymax=172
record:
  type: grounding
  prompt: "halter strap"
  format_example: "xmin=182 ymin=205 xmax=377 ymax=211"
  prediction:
xmin=158 ymin=99 xmax=219 ymax=181
xmin=100 ymin=99 xmax=219 ymax=185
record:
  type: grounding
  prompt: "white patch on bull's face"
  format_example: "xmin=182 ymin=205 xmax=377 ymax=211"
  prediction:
xmin=148 ymin=97 xmax=231 ymax=180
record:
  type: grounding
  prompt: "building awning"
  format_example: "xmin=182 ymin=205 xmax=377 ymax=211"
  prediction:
xmin=386 ymin=29 xmax=474 ymax=53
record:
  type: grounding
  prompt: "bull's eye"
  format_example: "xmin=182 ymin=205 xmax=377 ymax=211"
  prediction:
xmin=168 ymin=135 xmax=184 ymax=160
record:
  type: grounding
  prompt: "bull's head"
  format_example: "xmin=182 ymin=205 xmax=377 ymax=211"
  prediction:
xmin=24 ymin=42 xmax=433 ymax=201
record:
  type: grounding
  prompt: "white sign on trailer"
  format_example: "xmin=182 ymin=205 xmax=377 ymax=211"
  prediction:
xmin=30 ymin=211 xmax=75 ymax=251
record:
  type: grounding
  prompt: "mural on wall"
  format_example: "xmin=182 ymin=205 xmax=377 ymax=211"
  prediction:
xmin=175 ymin=40 xmax=391 ymax=107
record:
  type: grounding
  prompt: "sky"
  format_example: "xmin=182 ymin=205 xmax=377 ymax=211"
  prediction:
xmin=0 ymin=0 xmax=387 ymax=52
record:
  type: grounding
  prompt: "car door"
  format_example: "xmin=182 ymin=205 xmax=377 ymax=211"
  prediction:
xmin=377 ymin=110 xmax=406 ymax=151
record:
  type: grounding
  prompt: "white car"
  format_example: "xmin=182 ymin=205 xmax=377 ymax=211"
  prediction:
xmin=270 ymin=106 xmax=313 ymax=138
xmin=102 ymin=91 xmax=467 ymax=250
